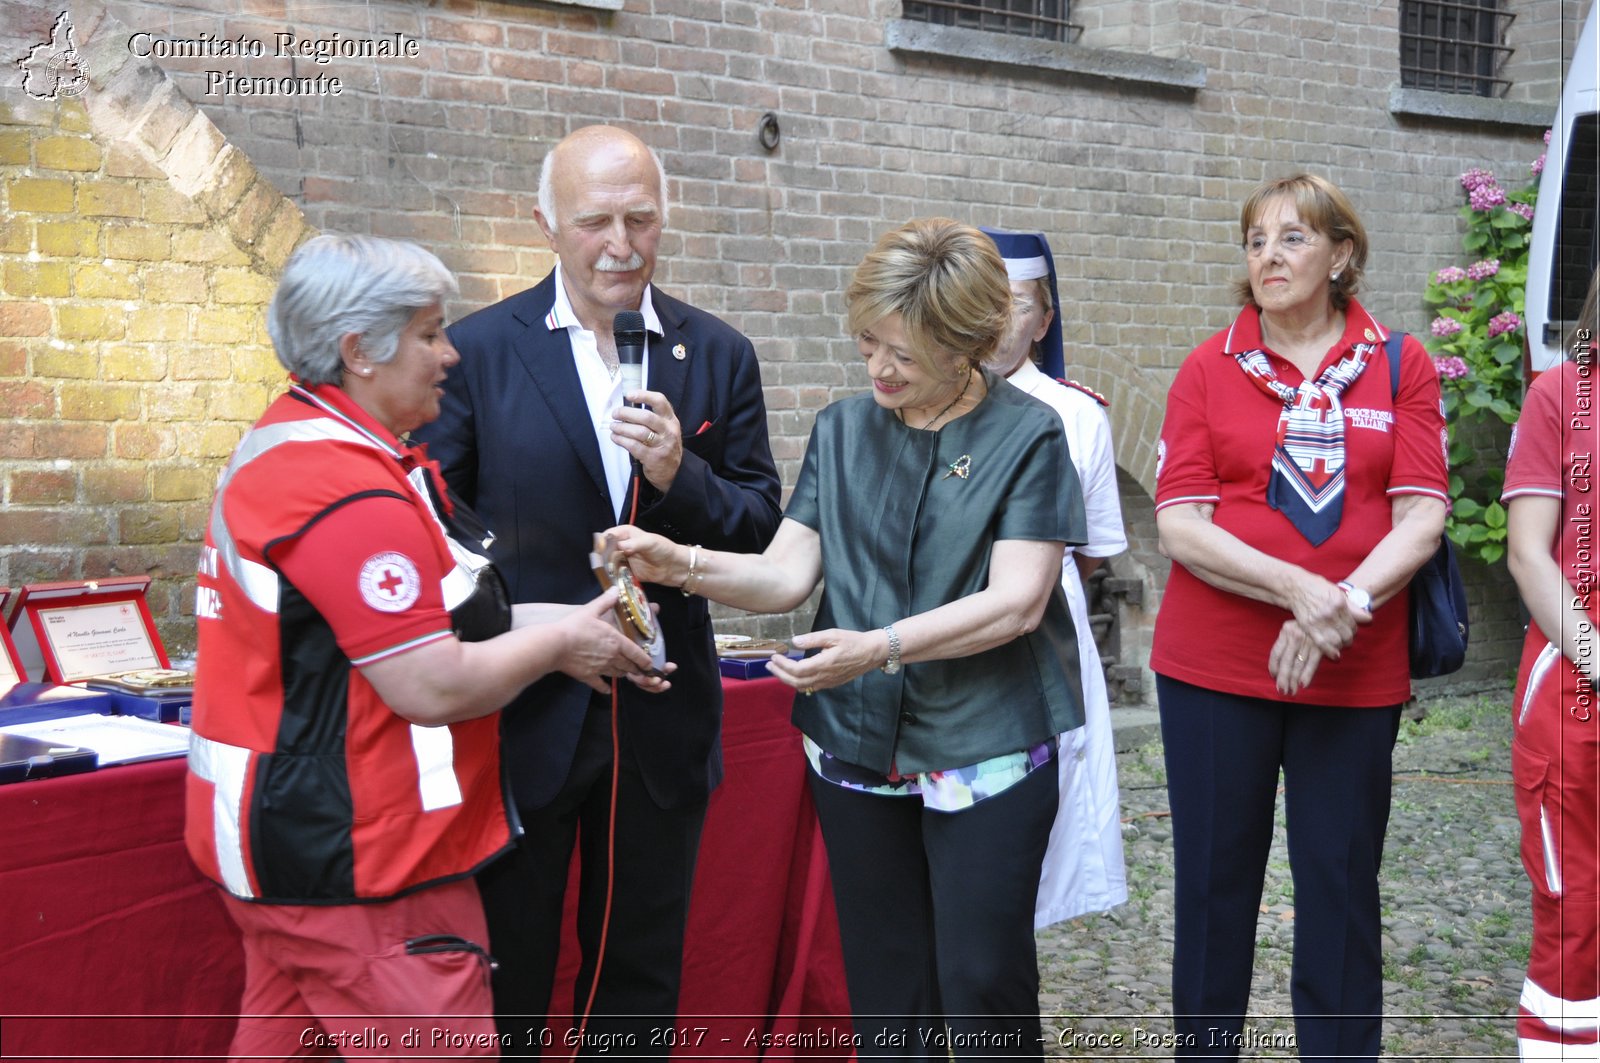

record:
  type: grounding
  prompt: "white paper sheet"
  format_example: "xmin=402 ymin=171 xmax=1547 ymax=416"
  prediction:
xmin=0 ymin=714 xmax=189 ymax=765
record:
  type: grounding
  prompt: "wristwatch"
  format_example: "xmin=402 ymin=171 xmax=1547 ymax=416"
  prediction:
xmin=881 ymin=624 xmax=902 ymax=675
xmin=1337 ymin=580 xmax=1373 ymax=612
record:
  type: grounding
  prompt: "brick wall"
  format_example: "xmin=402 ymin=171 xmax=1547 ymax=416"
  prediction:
xmin=1 ymin=2 xmax=309 ymax=655
xmin=2 ymin=0 xmax=1583 ymax=691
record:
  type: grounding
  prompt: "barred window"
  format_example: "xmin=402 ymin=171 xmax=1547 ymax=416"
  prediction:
xmin=901 ymin=0 xmax=1081 ymax=44
xmin=1400 ymin=0 xmax=1515 ymax=98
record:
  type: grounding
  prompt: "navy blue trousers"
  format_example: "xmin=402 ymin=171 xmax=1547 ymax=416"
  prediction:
xmin=1157 ymin=676 xmax=1401 ymax=1062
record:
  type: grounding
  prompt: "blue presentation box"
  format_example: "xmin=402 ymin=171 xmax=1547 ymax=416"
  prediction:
xmin=717 ymin=651 xmax=804 ymax=680
xmin=0 ymin=682 xmax=118 ymax=725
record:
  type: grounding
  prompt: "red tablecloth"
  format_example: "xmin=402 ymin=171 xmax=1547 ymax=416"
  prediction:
xmin=0 ymin=678 xmax=850 ymax=1061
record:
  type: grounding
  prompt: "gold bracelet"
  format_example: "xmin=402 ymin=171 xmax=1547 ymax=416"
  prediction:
xmin=681 ymin=544 xmax=702 ymax=596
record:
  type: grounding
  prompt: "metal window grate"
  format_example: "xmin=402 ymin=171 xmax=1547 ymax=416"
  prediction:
xmin=902 ymin=0 xmax=1082 ymax=44
xmin=1400 ymin=0 xmax=1515 ymax=98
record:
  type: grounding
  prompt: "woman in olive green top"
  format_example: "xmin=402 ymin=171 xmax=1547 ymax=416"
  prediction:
xmin=612 ymin=217 xmax=1086 ymax=1060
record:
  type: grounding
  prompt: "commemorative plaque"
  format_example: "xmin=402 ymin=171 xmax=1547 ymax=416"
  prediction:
xmin=9 ymin=578 xmax=170 ymax=684
xmin=589 ymin=532 xmax=668 ymax=676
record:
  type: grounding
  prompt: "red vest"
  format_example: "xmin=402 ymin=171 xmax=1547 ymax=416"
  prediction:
xmin=185 ymin=385 xmax=510 ymax=903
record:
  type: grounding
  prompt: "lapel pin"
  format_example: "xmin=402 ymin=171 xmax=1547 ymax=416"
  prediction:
xmin=1363 ymin=328 xmax=1377 ymax=342
xmin=943 ymin=455 xmax=971 ymax=480
xmin=672 ymin=343 xmax=687 ymax=361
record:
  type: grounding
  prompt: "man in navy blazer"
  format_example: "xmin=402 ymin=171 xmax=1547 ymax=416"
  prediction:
xmin=416 ymin=125 xmax=781 ymax=1052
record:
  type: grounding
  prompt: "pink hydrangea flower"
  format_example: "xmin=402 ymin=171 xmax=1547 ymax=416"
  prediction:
xmin=1487 ymin=311 xmax=1523 ymax=338
xmin=1469 ymin=183 xmax=1507 ymax=211
xmin=1466 ymin=259 xmax=1501 ymax=280
xmin=1533 ymin=152 xmax=1546 ymax=175
xmin=1509 ymin=202 xmax=1535 ymax=221
xmin=1545 ymin=129 xmax=1552 ymax=144
xmin=1432 ymin=356 xmax=1470 ymax=380
xmin=1434 ymin=266 xmax=1467 ymax=284
xmin=1460 ymin=168 xmax=1497 ymax=192
xmin=1431 ymin=316 xmax=1464 ymax=337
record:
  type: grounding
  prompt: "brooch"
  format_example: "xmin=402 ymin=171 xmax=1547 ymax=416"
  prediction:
xmin=672 ymin=343 xmax=687 ymax=361
xmin=943 ymin=455 xmax=971 ymax=480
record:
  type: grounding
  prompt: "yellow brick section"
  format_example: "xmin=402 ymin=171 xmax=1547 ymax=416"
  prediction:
xmin=38 ymin=220 xmax=101 ymax=256
xmin=4 ymin=261 xmax=70 ymax=298
xmin=1 ymin=77 xmax=312 ymax=656
xmin=0 ymin=130 xmax=30 ymax=165
xmin=9 ymin=177 xmax=72 ymax=212
xmin=35 ymin=136 xmax=101 ymax=172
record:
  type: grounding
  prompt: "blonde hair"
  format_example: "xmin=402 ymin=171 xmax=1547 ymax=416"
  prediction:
xmin=1232 ymin=173 xmax=1369 ymax=311
xmin=846 ymin=218 xmax=1011 ymax=380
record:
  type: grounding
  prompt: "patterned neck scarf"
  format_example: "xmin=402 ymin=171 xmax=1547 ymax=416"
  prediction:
xmin=1234 ymin=341 xmax=1377 ymax=545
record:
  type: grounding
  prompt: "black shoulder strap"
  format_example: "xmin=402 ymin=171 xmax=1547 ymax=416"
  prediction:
xmin=1385 ymin=331 xmax=1405 ymax=398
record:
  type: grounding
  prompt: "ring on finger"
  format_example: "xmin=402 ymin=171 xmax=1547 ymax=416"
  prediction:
xmin=644 ymin=430 xmax=658 ymax=447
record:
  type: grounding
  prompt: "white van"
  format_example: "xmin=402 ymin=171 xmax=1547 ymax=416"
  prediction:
xmin=1525 ymin=4 xmax=1598 ymax=372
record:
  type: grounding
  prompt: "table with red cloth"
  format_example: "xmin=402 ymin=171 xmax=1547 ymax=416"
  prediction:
xmin=0 ymin=677 xmax=851 ymax=1061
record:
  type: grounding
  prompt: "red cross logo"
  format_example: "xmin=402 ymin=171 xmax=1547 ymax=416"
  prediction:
xmin=377 ymin=568 xmax=405 ymax=598
xmin=360 ymin=552 xmax=421 ymax=613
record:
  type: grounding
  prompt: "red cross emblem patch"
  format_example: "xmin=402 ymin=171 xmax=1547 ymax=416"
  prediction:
xmin=359 ymin=552 xmax=421 ymax=613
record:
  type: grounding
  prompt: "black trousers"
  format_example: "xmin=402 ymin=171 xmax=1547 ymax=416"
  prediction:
xmin=478 ymin=696 xmax=708 ymax=1059
xmin=1157 ymin=676 xmax=1402 ymax=1063
xmin=808 ymin=759 xmax=1057 ymax=1062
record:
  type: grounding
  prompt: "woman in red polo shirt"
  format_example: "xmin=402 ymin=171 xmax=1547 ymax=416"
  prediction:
xmin=1151 ymin=174 xmax=1448 ymax=1060
xmin=1503 ymin=269 xmax=1600 ymax=1056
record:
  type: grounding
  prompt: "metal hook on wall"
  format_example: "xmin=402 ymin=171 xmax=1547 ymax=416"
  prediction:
xmin=757 ymin=112 xmax=780 ymax=153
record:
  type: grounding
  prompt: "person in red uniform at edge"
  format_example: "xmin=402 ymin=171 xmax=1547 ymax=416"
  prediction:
xmin=1151 ymin=174 xmax=1448 ymax=1061
xmin=186 ymin=233 xmax=669 ymax=1059
xmin=1504 ymin=269 xmax=1600 ymax=1058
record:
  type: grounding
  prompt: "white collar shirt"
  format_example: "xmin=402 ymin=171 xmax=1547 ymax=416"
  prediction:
xmin=545 ymin=263 xmax=663 ymax=520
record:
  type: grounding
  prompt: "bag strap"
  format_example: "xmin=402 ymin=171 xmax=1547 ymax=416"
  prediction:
xmin=1385 ymin=330 xmax=1405 ymax=398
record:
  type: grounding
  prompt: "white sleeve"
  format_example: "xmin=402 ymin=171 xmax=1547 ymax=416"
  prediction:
xmin=1059 ymin=396 xmax=1127 ymax=559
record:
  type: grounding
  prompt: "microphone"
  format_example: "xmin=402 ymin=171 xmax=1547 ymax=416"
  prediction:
xmin=613 ymin=310 xmax=647 ymax=409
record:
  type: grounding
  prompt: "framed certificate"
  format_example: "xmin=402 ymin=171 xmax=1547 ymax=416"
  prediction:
xmin=10 ymin=578 xmax=169 ymax=684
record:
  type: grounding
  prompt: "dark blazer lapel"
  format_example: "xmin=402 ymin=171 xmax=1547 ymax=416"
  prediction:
xmin=648 ymin=290 xmax=691 ymax=429
xmin=508 ymin=290 xmax=609 ymax=500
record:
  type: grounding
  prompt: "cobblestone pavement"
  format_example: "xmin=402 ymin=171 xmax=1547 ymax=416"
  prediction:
xmin=1038 ymin=691 xmax=1530 ymax=1060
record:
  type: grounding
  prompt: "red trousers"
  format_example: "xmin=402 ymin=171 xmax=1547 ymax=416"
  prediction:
xmin=223 ymin=877 xmax=501 ymax=1060
xmin=1513 ymin=637 xmax=1600 ymax=1055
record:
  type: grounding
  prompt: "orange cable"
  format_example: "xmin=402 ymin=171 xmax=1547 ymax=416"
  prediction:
xmin=573 ymin=473 xmax=639 ymax=1055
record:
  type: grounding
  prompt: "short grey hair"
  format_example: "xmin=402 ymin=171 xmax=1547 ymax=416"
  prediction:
xmin=536 ymin=137 xmax=670 ymax=234
xmin=267 ymin=234 xmax=458 ymax=386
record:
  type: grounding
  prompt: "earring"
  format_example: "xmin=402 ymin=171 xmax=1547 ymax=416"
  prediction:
xmin=1331 ymin=271 xmax=1342 ymax=281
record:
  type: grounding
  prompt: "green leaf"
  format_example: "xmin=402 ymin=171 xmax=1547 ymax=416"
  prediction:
xmin=1484 ymin=501 xmax=1507 ymax=529
xmin=1479 ymin=542 xmax=1506 ymax=564
xmin=1452 ymin=497 xmax=1485 ymax=519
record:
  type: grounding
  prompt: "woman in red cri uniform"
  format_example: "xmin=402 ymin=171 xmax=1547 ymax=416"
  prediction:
xmin=1151 ymin=174 xmax=1448 ymax=1061
xmin=187 ymin=234 xmax=666 ymax=1059
xmin=1504 ymin=269 xmax=1600 ymax=1058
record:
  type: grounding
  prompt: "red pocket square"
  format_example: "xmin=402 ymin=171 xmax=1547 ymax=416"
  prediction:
xmin=695 ymin=420 xmax=715 ymax=436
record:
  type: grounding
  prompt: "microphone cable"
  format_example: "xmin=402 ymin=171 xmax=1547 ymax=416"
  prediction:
xmin=573 ymin=467 xmax=641 ymax=1055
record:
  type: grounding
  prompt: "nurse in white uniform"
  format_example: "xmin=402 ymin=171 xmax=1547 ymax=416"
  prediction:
xmin=981 ymin=227 xmax=1129 ymax=926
